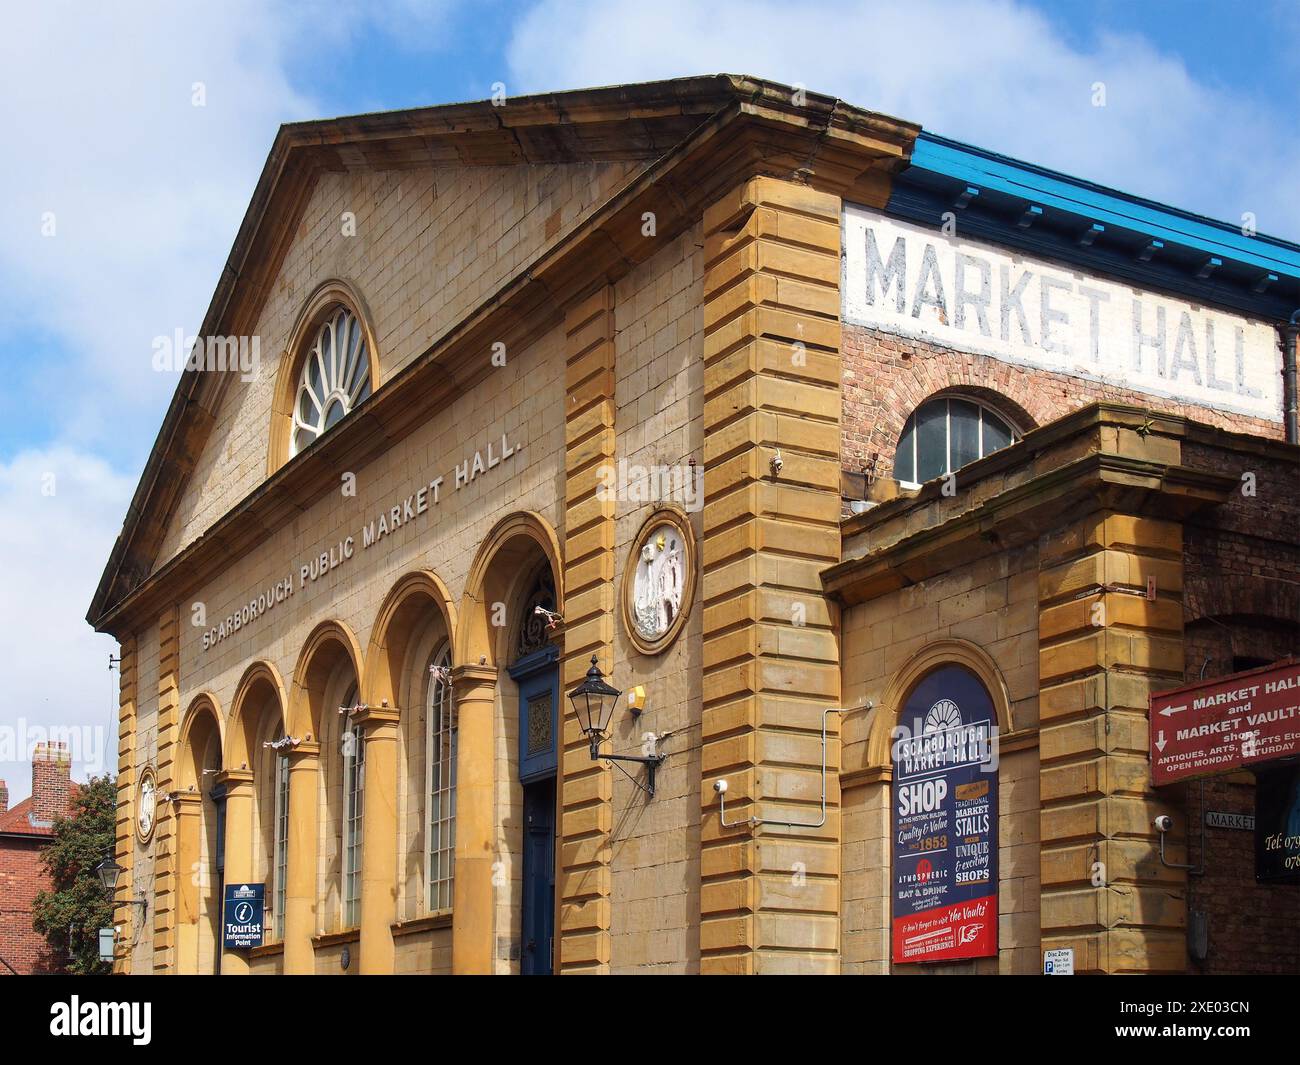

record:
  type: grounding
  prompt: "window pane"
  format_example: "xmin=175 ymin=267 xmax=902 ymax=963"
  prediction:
xmin=896 ymin=416 xmax=916 ymax=483
xmin=982 ymin=410 xmax=1012 ymax=454
xmin=916 ymin=400 xmax=948 ymax=482
xmin=949 ymin=399 xmax=980 ymax=470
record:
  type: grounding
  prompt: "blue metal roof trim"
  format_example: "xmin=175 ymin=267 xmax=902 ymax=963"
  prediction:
xmin=885 ymin=132 xmax=1300 ymax=322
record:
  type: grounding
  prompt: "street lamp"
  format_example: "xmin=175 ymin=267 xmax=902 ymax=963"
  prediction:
xmin=95 ymin=857 xmax=122 ymax=894
xmin=567 ymin=654 xmax=666 ymax=796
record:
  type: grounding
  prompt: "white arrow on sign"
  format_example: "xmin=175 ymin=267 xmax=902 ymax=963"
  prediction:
xmin=1159 ymin=704 xmax=1187 ymax=717
xmin=1155 ymin=730 xmax=1168 ymax=752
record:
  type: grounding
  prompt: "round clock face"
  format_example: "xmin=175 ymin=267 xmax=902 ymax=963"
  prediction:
xmin=136 ymin=767 xmax=157 ymax=843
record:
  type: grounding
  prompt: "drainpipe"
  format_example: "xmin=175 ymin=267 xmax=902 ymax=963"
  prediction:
xmin=1285 ymin=311 xmax=1300 ymax=444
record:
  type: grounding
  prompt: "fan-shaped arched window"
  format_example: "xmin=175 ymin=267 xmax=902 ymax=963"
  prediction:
xmin=895 ymin=396 xmax=1018 ymax=487
xmin=291 ymin=306 xmax=371 ymax=457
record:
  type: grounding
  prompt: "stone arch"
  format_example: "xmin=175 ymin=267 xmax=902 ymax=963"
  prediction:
xmin=176 ymin=693 xmax=224 ymax=974
xmin=364 ymin=570 xmax=458 ymax=708
xmin=178 ymin=692 xmax=224 ymax=793
xmin=226 ymin=660 xmax=288 ymax=772
xmin=267 ymin=278 xmax=382 ymax=475
xmin=287 ymin=619 xmax=365 ymax=741
xmin=1186 ymin=574 xmax=1300 ymax=628
xmin=865 ymin=638 xmax=1014 ymax=772
xmin=456 ymin=511 xmax=564 ymax=670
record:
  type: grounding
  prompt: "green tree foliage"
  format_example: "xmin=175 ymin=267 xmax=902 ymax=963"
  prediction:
xmin=32 ymin=774 xmax=116 ymax=974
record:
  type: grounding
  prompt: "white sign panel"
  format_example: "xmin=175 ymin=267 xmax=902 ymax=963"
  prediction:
xmin=1043 ymin=947 xmax=1074 ymax=975
xmin=843 ymin=204 xmax=1281 ymax=422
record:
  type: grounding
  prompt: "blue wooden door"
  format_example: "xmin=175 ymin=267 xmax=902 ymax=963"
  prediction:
xmin=521 ymin=777 xmax=555 ymax=975
xmin=510 ymin=646 xmax=558 ymax=975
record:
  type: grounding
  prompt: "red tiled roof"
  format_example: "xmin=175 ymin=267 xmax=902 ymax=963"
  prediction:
xmin=0 ymin=797 xmax=54 ymax=837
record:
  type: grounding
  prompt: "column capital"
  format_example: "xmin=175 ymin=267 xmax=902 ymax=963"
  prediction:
xmin=170 ymin=790 xmax=202 ymax=814
xmin=451 ymin=663 xmax=497 ymax=689
xmin=285 ymin=740 xmax=321 ymax=764
xmin=352 ymin=704 xmax=401 ymax=733
xmin=215 ymin=768 xmax=255 ymax=794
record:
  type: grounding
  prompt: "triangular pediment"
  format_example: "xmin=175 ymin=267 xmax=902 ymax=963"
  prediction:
xmin=88 ymin=75 xmax=919 ymax=632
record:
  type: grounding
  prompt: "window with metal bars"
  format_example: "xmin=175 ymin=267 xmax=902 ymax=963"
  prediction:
xmin=426 ymin=644 xmax=456 ymax=912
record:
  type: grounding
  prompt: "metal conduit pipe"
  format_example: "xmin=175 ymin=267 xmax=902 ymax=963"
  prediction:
xmin=1284 ymin=310 xmax=1299 ymax=445
xmin=715 ymin=703 xmax=873 ymax=830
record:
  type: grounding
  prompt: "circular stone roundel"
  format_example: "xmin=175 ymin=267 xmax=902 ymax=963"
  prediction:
xmin=136 ymin=765 xmax=158 ymax=845
xmin=622 ymin=508 xmax=695 ymax=656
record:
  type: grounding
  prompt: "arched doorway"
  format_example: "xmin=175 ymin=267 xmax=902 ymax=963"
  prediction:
xmin=454 ymin=510 xmax=564 ymax=974
xmin=177 ymin=696 xmax=223 ymax=975
xmin=509 ymin=563 xmax=560 ymax=976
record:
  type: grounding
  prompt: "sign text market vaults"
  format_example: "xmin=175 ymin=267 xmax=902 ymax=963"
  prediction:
xmin=1149 ymin=659 xmax=1300 ymax=786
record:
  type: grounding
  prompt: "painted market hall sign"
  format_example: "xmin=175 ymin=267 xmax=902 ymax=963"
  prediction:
xmin=891 ymin=664 xmax=999 ymax=964
xmin=843 ymin=204 xmax=1282 ymax=422
xmin=200 ymin=433 xmax=518 ymax=652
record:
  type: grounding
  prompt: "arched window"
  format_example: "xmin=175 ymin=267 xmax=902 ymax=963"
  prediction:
xmin=341 ymin=681 xmax=364 ymax=928
xmin=426 ymin=644 xmax=455 ymax=912
xmin=273 ymin=741 xmax=289 ymax=940
xmin=291 ymin=306 xmax=372 ymax=457
xmin=895 ymin=396 xmax=1018 ymax=487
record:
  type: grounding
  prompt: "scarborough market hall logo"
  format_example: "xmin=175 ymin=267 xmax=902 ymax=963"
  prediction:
xmin=923 ymin=697 xmax=963 ymax=734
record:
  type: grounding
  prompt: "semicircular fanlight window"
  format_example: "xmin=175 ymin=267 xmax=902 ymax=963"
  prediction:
xmin=291 ymin=306 xmax=371 ymax=456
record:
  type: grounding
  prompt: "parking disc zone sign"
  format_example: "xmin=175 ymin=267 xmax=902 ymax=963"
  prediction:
xmin=1044 ymin=948 xmax=1074 ymax=975
xmin=223 ymin=883 xmax=264 ymax=950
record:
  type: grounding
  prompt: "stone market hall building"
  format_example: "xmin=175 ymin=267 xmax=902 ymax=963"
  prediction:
xmin=89 ymin=75 xmax=1300 ymax=975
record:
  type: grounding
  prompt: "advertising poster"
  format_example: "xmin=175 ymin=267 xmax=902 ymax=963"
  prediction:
xmin=1256 ymin=765 xmax=1300 ymax=883
xmin=892 ymin=664 xmax=999 ymax=963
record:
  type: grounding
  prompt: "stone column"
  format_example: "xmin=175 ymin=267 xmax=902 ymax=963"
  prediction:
xmin=699 ymin=176 xmax=845 ymax=974
xmin=451 ymin=664 xmax=497 ymax=974
xmin=559 ymin=285 xmax=615 ymax=973
xmin=1038 ymin=511 xmax=1188 ymax=973
xmin=216 ymin=768 xmax=255 ymax=976
xmin=282 ymin=741 xmax=320 ymax=974
xmin=113 ymin=636 xmax=137 ymax=974
xmin=172 ymin=791 xmax=202 ymax=975
xmin=153 ymin=606 xmax=180 ymax=971
xmin=353 ymin=704 xmax=400 ymax=974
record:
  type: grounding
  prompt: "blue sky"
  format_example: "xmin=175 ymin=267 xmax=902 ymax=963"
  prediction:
xmin=0 ymin=0 xmax=1297 ymax=801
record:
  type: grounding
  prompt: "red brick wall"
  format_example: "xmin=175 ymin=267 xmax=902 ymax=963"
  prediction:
xmin=0 ymin=745 xmax=78 ymax=974
xmin=1178 ymin=440 xmax=1299 ymax=974
xmin=0 ymin=836 xmax=61 ymax=974
xmin=841 ymin=325 xmax=1284 ymax=480
xmin=29 ymin=744 xmax=74 ymax=827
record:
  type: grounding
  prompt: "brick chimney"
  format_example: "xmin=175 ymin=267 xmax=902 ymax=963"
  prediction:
xmin=0 ymin=779 xmax=8 ymax=813
xmin=30 ymin=742 xmax=75 ymax=826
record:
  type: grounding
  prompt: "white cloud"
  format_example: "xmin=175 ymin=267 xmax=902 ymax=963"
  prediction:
xmin=0 ymin=447 xmax=133 ymax=800
xmin=505 ymin=0 xmax=1300 ymax=240
xmin=0 ymin=2 xmax=459 ymax=802
xmin=0 ymin=2 xmax=327 ymax=454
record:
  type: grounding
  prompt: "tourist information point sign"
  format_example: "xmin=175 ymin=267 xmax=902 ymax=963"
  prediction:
xmin=1149 ymin=659 xmax=1300 ymax=787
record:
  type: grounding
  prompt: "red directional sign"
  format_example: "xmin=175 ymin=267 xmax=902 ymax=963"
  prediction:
xmin=1150 ymin=659 xmax=1300 ymax=786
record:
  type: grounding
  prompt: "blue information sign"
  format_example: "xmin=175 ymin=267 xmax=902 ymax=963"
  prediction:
xmin=223 ymin=883 xmax=265 ymax=950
